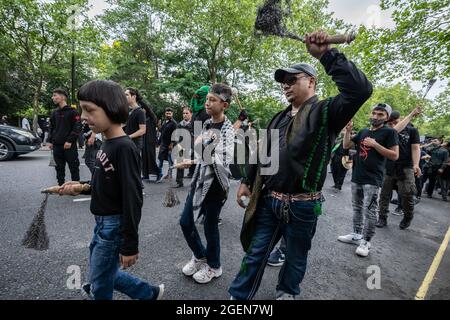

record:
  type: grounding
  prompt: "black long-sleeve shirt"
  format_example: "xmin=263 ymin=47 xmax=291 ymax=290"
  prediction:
xmin=82 ymin=135 xmax=143 ymax=256
xmin=48 ymin=105 xmax=82 ymax=145
xmin=158 ymin=119 xmax=177 ymax=147
xmin=243 ymin=48 xmax=373 ymax=192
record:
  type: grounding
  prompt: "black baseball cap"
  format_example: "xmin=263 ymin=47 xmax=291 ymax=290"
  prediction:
xmin=388 ymin=110 xmax=401 ymax=122
xmin=165 ymin=107 xmax=173 ymax=112
xmin=274 ymin=63 xmax=318 ymax=83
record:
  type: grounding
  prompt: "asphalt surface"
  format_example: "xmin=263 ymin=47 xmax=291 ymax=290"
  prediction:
xmin=0 ymin=150 xmax=449 ymax=300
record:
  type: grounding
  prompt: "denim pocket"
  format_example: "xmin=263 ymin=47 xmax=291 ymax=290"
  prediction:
xmin=96 ymin=223 xmax=121 ymax=244
xmin=288 ymin=201 xmax=317 ymax=223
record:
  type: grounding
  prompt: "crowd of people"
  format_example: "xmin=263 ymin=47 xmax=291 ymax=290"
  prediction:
xmin=6 ymin=30 xmax=448 ymax=301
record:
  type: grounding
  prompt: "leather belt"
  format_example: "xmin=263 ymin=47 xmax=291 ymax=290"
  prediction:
xmin=269 ymin=191 xmax=322 ymax=202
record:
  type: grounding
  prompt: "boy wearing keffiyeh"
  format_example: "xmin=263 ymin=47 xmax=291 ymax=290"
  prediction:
xmin=179 ymin=83 xmax=235 ymax=284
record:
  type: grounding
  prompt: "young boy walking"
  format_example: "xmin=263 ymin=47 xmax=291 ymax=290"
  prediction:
xmin=59 ymin=80 xmax=164 ymax=300
xmin=179 ymin=83 xmax=235 ymax=284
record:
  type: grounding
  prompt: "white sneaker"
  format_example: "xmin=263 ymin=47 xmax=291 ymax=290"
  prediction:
xmin=156 ymin=284 xmax=165 ymax=300
xmin=355 ymin=240 xmax=371 ymax=257
xmin=193 ymin=265 xmax=222 ymax=284
xmin=276 ymin=292 xmax=296 ymax=300
xmin=338 ymin=232 xmax=363 ymax=245
xmin=182 ymin=256 xmax=207 ymax=276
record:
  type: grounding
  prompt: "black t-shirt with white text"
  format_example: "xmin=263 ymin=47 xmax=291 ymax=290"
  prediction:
xmin=352 ymin=126 xmax=398 ymax=186
xmin=88 ymin=135 xmax=143 ymax=256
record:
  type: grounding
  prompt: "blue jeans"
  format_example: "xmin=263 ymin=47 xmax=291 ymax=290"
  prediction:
xmin=229 ymin=194 xmax=319 ymax=300
xmin=158 ymin=152 xmax=173 ymax=178
xmin=179 ymin=192 xmax=224 ymax=269
xmin=88 ymin=215 xmax=160 ymax=300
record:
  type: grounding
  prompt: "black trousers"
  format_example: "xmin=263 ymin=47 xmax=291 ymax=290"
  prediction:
xmin=330 ymin=156 xmax=347 ymax=189
xmin=420 ymin=168 xmax=439 ymax=197
xmin=53 ymin=143 xmax=80 ymax=185
xmin=176 ymin=166 xmax=195 ymax=184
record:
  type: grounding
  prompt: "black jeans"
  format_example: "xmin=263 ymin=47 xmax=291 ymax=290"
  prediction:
xmin=420 ymin=168 xmax=439 ymax=197
xmin=330 ymin=156 xmax=347 ymax=189
xmin=53 ymin=143 xmax=80 ymax=185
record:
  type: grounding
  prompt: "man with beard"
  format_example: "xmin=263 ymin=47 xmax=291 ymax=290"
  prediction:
xmin=156 ymin=108 xmax=177 ymax=182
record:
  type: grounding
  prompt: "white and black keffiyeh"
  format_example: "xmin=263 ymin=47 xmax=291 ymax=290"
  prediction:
xmin=190 ymin=117 xmax=235 ymax=216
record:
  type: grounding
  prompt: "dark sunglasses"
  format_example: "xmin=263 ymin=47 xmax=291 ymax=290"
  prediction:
xmin=282 ymin=75 xmax=310 ymax=86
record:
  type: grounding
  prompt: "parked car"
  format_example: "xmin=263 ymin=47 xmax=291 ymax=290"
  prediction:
xmin=0 ymin=124 xmax=41 ymax=161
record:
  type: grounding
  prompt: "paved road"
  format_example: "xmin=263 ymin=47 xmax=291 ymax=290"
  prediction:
xmin=0 ymin=150 xmax=449 ymax=300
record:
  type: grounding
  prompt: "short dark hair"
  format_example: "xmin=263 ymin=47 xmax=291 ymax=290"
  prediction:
xmin=126 ymin=87 xmax=143 ymax=102
xmin=53 ymin=88 xmax=68 ymax=98
xmin=165 ymin=107 xmax=173 ymax=112
xmin=388 ymin=110 xmax=401 ymax=122
xmin=78 ymin=80 xmax=128 ymax=124
xmin=182 ymin=106 xmax=192 ymax=113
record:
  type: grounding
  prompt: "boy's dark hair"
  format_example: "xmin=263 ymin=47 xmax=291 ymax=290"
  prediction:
xmin=182 ymin=106 xmax=192 ymax=113
xmin=53 ymin=88 xmax=69 ymax=98
xmin=78 ymin=80 xmax=128 ymax=124
xmin=209 ymin=83 xmax=232 ymax=103
xmin=165 ymin=107 xmax=173 ymax=112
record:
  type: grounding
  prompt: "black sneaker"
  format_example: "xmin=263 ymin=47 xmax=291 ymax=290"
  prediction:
xmin=171 ymin=183 xmax=183 ymax=188
xmin=81 ymin=283 xmax=93 ymax=300
xmin=376 ymin=217 xmax=387 ymax=228
xmin=399 ymin=217 xmax=412 ymax=230
xmin=392 ymin=207 xmax=404 ymax=216
xmin=267 ymin=248 xmax=285 ymax=267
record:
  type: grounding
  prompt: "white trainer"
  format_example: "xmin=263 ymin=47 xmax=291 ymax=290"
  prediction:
xmin=182 ymin=256 xmax=207 ymax=276
xmin=338 ymin=232 xmax=363 ymax=245
xmin=156 ymin=284 xmax=165 ymax=300
xmin=355 ymin=240 xmax=371 ymax=257
xmin=276 ymin=291 xmax=296 ymax=300
xmin=193 ymin=265 xmax=222 ymax=284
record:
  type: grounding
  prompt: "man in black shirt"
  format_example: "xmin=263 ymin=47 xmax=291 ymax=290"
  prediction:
xmin=377 ymin=108 xmax=421 ymax=229
xmin=339 ymin=104 xmax=399 ymax=257
xmin=48 ymin=88 xmax=82 ymax=186
xmin=156 ymin=108 xmax=177 ymax=182
xmin=124 ymin=88 xmax=146 ymax=150
xmin=229 ymin=31 xmax=373 ymax=300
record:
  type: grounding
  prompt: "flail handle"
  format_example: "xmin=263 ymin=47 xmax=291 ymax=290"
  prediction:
xmin=324 ymin=33 xmax=356 ymax=44
xmin=41 ymin=183 xmax=90 ymax=194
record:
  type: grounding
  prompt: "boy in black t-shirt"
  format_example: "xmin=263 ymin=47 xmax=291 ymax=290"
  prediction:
xmin=338 ymin=104 xmax=399 ymax=257
xmin=59 ymin=80 xmax=163 ymax=300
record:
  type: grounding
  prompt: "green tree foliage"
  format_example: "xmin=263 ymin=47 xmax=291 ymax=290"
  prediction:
xmin=0 ymin=0 xmax=102 ymax=130
xmin=0 ymin=0 xmax=448 ymax=137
